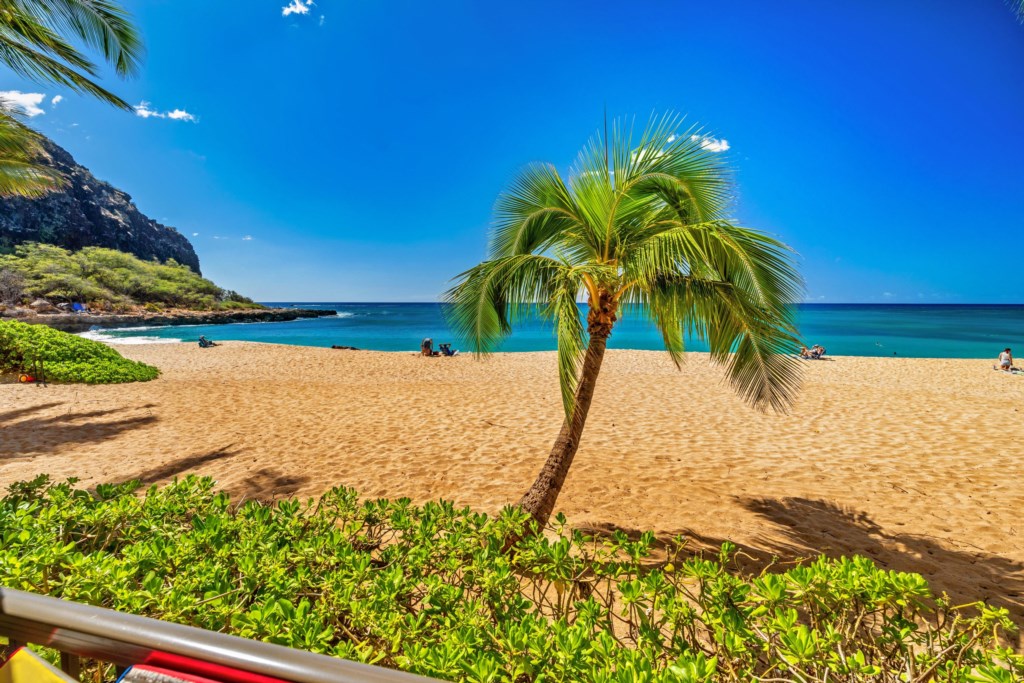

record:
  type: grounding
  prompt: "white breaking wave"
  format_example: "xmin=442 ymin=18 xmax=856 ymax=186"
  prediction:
xmin=78 ymin=330 xmax=181 ymax=345
xmin=335 ymin=312 xmax=354 ymax=318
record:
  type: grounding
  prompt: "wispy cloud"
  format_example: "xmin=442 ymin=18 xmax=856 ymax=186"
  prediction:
xmin=282 ymin=0 xmax=313 ymax=16
xmin=319 ymin=14 xmax=325 ymax=26
xmin=242 ymin=235 xmax=254 ymax=241
xmin=135 ymin=102 xmax=198 ymax=122
xmin=51 ymin=95 xmax=63 ymax=108
xmin=691 ymin=134 xmax=730 ymax=153
xmin=0 ymin=90 xmax=46 ymax=117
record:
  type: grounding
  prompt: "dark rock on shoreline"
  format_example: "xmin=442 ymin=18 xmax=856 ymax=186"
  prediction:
xmin=0 ymin=139 xmax=201 ymax=273
xmin=1 ymin=308 xmax=336 ymax=333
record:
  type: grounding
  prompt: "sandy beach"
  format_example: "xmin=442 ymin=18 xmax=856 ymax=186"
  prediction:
xmin=2 ymin=343 xmax=1022 ymax=633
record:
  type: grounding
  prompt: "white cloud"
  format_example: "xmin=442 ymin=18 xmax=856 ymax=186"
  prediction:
xmin=167 ymin=109 xmax=197 ymax=122
xmin=135 ymin=102 xmax=197 ymax=122
xmin=134 ymin=101 xmax=162 ymax=119
xmin=282 ymin=0 xmax=313 ymax=16
xmin=192 ymin=232 xmax=200 ymax=237
xmin=691 ymin=134 xmax=730 ymax=153
xmin=51 ymin=95 xmax=63 ymax=108
xmin=0 ymin=90 xmax=46 ymax=117
xmin=242 ymin=235 xmax=253 ymax=241
xmin=882 ymin=292 xmax=893 ymax=298
xmin=319 ymin=14 xmax=325 ymax=26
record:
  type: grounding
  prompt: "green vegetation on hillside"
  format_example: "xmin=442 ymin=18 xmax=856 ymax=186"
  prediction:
xmin=0 ymin=320 xmax=158 ymax=383
xmin=2 ymin=476 xmax=1019 ymax=682
xmin=0 ymin=243 xmax=262 ymax=311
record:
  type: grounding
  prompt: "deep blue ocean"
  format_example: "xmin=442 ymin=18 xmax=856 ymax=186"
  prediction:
xmin=81 ymin=304 xmax=1024 ymax=359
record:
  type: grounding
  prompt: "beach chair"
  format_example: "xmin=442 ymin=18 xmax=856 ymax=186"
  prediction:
xmin=0 ymin=587 xmax=436 ymax=683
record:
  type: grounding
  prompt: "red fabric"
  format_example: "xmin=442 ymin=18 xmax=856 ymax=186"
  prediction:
xmin=141 ymin=653 xmax=290 ymax=683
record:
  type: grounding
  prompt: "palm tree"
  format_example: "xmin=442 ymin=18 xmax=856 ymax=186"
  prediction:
xmin=0 ymin=0 xmax=143 ymax=196
xmin=446 ymin=113 xmax=803 ymax=531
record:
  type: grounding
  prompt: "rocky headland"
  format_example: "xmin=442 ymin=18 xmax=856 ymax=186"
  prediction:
xmin=0 ymin=139 xmax=201 ymax=273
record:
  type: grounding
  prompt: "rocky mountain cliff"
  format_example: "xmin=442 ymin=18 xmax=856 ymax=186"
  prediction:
xmin=0 ymin=139 xmax=201 ymax=274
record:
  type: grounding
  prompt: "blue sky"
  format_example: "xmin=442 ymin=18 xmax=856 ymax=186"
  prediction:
xmin=2 ymin=0 xmax=1022 ymax=302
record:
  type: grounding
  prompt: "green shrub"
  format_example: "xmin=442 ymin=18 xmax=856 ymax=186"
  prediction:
xmin=0 ymin=320 xmax=159 ymax=383
xmin=0 ymin=243 xmax=263 ymax=310
xmin=0 ymin=476 xmax=1019 ymax=682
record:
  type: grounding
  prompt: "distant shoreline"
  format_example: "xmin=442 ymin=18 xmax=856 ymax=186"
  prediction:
xmin=0 ymin=307 xmax=337 ymax=333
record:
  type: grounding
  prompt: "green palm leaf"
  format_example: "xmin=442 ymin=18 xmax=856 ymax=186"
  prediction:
xmin=0 ymin=0 xmax=143 ymax=109
xmin=449 ymin=113 xmax=803 ymax=415
xmin=0 ymin=107 xmax=62 ymax=196
xmin=0 ymin=0 xmax=143 ymax=198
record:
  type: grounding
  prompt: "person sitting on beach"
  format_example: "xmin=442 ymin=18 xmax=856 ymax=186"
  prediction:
xmin=439 ymin=343 xmax=459 ymax=357
xmin=421 ymin=338 xmax=438 ymax=356
xmin=198 ymin=335 xmax=219 ymax=348
xmin=801 ymin=344 xmax=826 ymax=359
xmin=996 ymin=347 xmax=1013 ymax=372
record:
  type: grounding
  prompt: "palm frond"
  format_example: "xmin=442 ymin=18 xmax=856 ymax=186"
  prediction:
xmin=0 ymin=107 xmax=63 ymax=197
xmin=491 ymin=163 xmax=585 ymax=257
xmin=25 ymin=0 xmax=143 ymax=76
xmin=544 ymin=269 xmax=586 ymax=415
xmin=643 ymin=275 xmax=801 ymax=412
xmin=444 ymin=254 xmax=567 ymax=355
xmin=0 ymin=0 xmax=143 ymax=110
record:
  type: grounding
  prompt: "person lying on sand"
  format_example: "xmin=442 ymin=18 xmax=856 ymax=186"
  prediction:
xmin=995 ymin=347 xmax=1013 ymax=372
xmin=439 ymin=343 xmax=459 ymax=357
xmin=198 ymin=335 xmax=219 ymax=348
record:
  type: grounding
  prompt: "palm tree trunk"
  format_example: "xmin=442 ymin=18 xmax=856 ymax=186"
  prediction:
xmin=517 ymin=328 xmax=609 ymax=529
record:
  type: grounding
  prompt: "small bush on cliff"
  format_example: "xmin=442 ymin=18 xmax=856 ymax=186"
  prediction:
xmin=1 ymin=476 xmax=1020 ymax=682
xmin=0 ymin=243 xmax=264 ymax=310
xmin=0 ymin=320 xmax=158 ymax=383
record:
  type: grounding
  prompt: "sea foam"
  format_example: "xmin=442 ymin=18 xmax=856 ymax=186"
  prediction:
xmin=78 ymin=330 xmax=181 ymax=345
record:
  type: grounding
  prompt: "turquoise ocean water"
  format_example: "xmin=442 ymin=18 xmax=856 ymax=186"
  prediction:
xmin=80 ymin=304 xmax=1024 ymax=359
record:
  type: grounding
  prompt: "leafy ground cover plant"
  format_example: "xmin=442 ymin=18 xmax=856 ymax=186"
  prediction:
xmin=0 ymin=320 xmax=158 ymax=383
xmin=0 ymin=476 xmax=1020 ymax=682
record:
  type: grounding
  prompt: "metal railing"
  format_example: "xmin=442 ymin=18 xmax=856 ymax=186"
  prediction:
xmin=0 ymin=587 xmax=437 ymax=682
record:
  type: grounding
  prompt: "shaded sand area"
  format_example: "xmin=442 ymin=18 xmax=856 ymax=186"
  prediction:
xmin=2 ymin=343 xmax=1023 ymax=635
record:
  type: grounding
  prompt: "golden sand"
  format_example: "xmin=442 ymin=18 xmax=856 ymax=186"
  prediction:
xmin=1 ymin=343 xmax=1022 ymax=630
